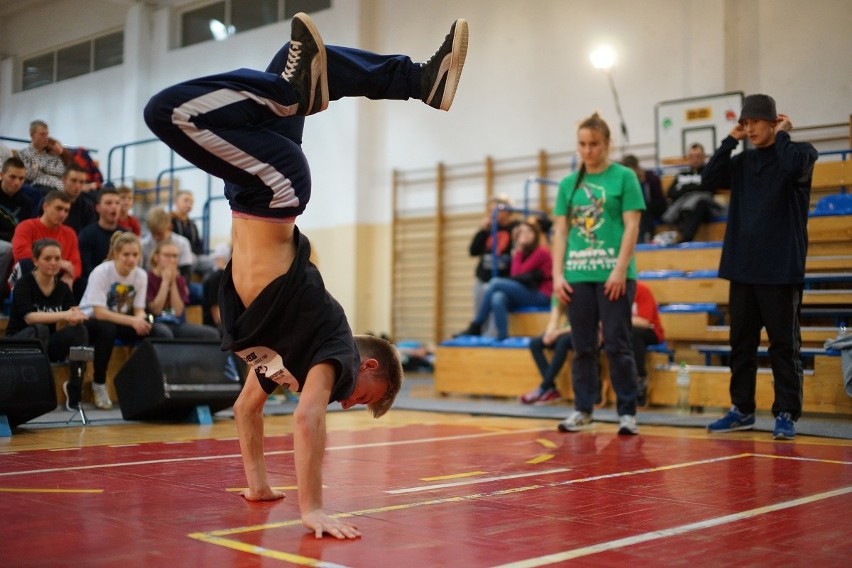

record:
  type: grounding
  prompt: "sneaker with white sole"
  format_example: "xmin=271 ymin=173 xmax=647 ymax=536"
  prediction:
xmin=92 ymin=383 xmax=113 ymax=410
xmin=772 ymin=412 xmax=796 ymax=440
xmin=420 ymin=19 xmax=469 ymax=111
xmin=618 ymin=415 xmax=639 ymax=435
xmin=557 ymin=411 xmax=593 ymax=432
xmin=281 ymin=12 xmax=328 ymax=115
xmin=707 ymin=405 xmax=755 ymax=433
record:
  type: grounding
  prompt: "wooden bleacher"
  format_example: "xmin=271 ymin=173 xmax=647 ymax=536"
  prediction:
xmin=433 ymin=203 xmax=851 ymax=414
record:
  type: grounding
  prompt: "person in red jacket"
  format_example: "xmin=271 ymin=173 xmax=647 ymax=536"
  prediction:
xmin=11 ymin=190 xmax=81 ymax=290
xmin=457 ymin=221 xmax=553 ymax=340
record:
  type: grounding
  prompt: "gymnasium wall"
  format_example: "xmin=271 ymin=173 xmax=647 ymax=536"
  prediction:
xmin=0 ymin=0 xmax=849 ymax=334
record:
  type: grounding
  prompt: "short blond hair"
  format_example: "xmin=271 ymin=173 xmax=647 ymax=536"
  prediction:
xmin=354 ymin=335 xmax=404 ymax=418
xmin=146 ymin=206 xmax=171 ymax=233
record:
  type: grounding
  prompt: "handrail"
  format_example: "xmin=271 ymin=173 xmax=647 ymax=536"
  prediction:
xmin=106 ymin=137 xmax=163 ymax=184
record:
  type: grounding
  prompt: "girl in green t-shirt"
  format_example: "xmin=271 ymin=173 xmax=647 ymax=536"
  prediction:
xmin=551 ymin=113 xmax=645 ymax=435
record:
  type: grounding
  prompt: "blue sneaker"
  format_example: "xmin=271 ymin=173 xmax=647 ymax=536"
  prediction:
xmin=707 ymin=406 xmax=755 ymax=433
xmin=773 ymin=412 xmax=796 ymax=440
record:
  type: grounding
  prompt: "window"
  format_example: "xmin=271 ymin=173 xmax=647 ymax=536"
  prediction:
xmin=231 ymin=0 xmax=279 ymax=33
xmin=179 ymin=0 xmax=331 ymax=47
xmin=94 ymin=32 xmax=124 ymax=71
xmin=22 ymin=53 xmax=54 ymax=91
xmin=19 ymin=31 xmax=124 ymax=92
xmin=57 ymin=42 xmax=91 ymax=82
xmin=182 ymin=1 xmax=226 ymax=47
xmin=284 ymin=0 xmax=330 ymax=19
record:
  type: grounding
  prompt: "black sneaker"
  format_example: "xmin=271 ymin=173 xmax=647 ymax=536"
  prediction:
xmin=281 ymin=12 xmax=328 ymax=115
xmin=421 ymin=19 xmax=469 ymax=111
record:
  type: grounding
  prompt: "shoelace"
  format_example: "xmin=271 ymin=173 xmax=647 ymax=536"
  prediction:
xmin=422 ymin=28 xmax=452 ymax=67
xmin=282 ymin=41 xmax=304 ymax=80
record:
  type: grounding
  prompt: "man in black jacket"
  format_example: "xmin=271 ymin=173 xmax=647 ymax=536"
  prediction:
xmin=703 ymin=94 xmax=818 ymax=440
xmin=660 ymin=143 xmax=720 ymax=243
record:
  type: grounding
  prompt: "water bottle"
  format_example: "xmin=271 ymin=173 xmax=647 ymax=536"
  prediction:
xmin=676 ymin=361 xmax=691 ymax=414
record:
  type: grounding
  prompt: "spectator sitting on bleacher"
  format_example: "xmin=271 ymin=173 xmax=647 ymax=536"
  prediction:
xmin=468 ymin=194 xmax=519 ymax=336
xmin=632 ymin=281 xmax=665 ymax=407
xmin=79 ymin=231 xmax=169 ymax=409
xmin=520 ymin=299 xmax=573 ymax=405
xmin=0 ymin=157 xmax=33 ymax=295
xmin=658 ymin=143 xmax=721 ymax=244
xmin=37 ymin=164 xmax=97 ymax=234
xmin=145 ymin=240 xmax=218 ymax=340
xmin=11 ymin=190 xmax=81 ymax=291
xmin=702 ymin=94 xmax=818 ymax=440
xmin=171 ymin=189 xmax=213 ymax=275
xmin=201 ymin=242 xmax=231 ymax=333
xmin=17 ymin=120 xmax=66 ymax=193
xmin=456 ymin=220 xmax=552 ymax=340
xmin=5 ymin=238 xmax=91 ymax=411
xmin=76 ymin=187 xmax=129 ymax=301
xmin=141 ymin=206 xmax=194 ymax=282
xmin=115 ymin=185 xmax=142 ymax=236
xmin=621 ymin=155 xmax=666 ymax=244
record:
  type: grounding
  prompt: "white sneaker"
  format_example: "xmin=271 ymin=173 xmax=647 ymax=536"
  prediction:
xmin=92 ymin=383 xmax=113 ymax=410
xmin=618 ymin=415 xmax=639 ymax=435
xmin=557 ymin=411 xmax=593 ymax=432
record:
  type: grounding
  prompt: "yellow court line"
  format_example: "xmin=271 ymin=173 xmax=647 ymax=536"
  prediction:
xmin=527 ymin=454 xmax=555 ymax=465
xmin=188 ymin=450 xmax=851 ymax=562
xmin=193 ymin=454 xmax=756 ymax=539
xmin=536 ymin=438 xmax=557 ymax=449
xmin=188 ymin=533 xmax=351 ymax=567
xmin=0 ymin=488 xmax=104 ymax=494
xmin=421 ymin=471 xmax=486 ymax=482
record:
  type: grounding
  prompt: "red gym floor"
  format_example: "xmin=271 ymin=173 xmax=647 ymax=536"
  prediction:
xmin=2 ymin=413 xmax=851 ymax=567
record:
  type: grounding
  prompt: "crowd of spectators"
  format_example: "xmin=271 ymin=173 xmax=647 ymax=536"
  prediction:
xmin=1 ymin=120 xmax=223 ymax=412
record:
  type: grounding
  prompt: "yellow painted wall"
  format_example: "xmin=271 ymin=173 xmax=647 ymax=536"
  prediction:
xmin=301 ymin=223 xmax=393 ymax=338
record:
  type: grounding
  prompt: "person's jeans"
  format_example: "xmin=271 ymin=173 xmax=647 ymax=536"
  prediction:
xmin=472 ymin=277 xmax=549 ymax=339
xmin=529 ymin=333 xmax=573 ymax=392
xmin=632 ymin=327 xmax=662 ymax=378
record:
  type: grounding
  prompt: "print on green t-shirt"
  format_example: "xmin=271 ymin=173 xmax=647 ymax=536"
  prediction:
xmin=553 ymin=163 xmax=645 ymax=283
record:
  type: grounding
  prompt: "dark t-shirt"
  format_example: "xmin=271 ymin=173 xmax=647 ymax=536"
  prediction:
xmin=7 ymin=271 xmax=75 ymax=335
xmin=0 ymin=189 xmax=33 ymax=242
xmin=220 ymin=227 xmax=358 ymax=400
xmin=202 ymin=268 xmax=223 ymax=328
xmin=77 ymin=223 xmax=127 ymax=277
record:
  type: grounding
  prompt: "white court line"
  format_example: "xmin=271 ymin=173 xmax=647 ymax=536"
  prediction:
xmin=0 ymin=428 xmax=547 ymax=477
xmin=385 ymin=468 xmax=571 ymax=494
xmin=490 ymin=485 xmax=852 ymax=568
